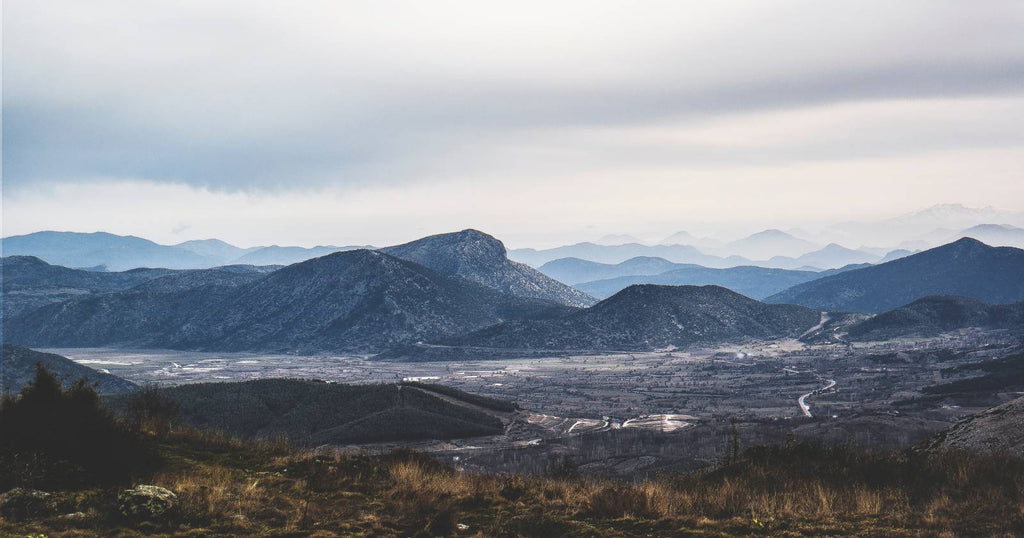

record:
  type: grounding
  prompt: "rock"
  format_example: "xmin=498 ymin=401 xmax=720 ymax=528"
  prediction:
xmin=0 ymin=488 xmax=55 ymax=520
xmin=117 ymin=484 xmax=177 ymax=521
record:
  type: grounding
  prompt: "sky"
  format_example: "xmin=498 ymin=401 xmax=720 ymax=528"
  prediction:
xmin=3 ymin=1 xmax=1024 ymax=248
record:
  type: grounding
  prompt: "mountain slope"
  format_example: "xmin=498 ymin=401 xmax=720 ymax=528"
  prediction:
xmin=4 ymin=267 xmax=265 ymax=349
xmin=1 ymin=256 xmax=275 ymax=320
xmin=846 ymin=296 xmax=1024 ymax=341
xmin=576 ymin=265 xmax=824 ymax=300
xmin=448 ymin=284 xmax=819 ymax=351
xmin=1 ymin=231 xmax=215 ymax=270
xmin=6 ymin=250 xmax=568 ymax=353
xmin=1 ymin=256 xmax=178 ymax=318
xmin=382 ymin=229 xmax=595 ymax=307
xmin=928 ymin=392 xmax=1024 ymax=454
xmin=765 ymin=238 xmax=1024 ymax=313
xmin=0 ymin=344 xmax=137 ymax=395
xmin=105 ymin=379 xmax=508 ymax=445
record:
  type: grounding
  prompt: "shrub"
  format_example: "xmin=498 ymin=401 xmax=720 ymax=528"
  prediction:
xmin=0 ymin=365 xmax=156 ymax=490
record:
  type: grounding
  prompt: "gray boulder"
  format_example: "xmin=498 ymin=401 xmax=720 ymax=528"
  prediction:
xmin=117 ymin=484 xmax=177 ymax=520
xmin=0 ymin=488 xmax=55 ymax=520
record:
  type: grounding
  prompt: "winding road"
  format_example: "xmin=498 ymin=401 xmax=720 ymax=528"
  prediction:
xmin=798 ymin=378 xmax=836 ymax=418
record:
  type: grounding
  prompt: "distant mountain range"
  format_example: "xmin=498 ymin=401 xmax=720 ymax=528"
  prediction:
xmin=0 ymin=344 xmax=137 ymax=395
xmin=766 ymin=238 xmax=1024 ymax=313
xmin=174 ymin=239 xmax=261 ymax=264
xmin=8 ymin=206 xmax=1014 ymax=273
xmin=538 ymin=255 xmax=869 ymax=300
xmin=765 ymin=243 xmax=882 ymax=270
xmin=5 ymin=229 xmax=1023 ymax=355
xmin=0 ymin=231 xmax=215 ymax=271
xmin=846 ymin=296 xmax=1024 ymax=341
xmin=821 ymin=204 xmax=1024 ymax=249
xmin=0 ymin=231 xmax=371 ymax=270
xmin=4 ymin=232 xmax=581 ymax=352
xmin=514 ymin=238 xmax=893 ymax=271
xmin=952 ymin=224 xmax=1024 ymax=249
xmin=575 ymin=266 xmax=830 ymax=301
xmin=508 ymin=242 xmax=744 ymax=268
xmin=445 ymin=285 xmax=820 ymax=352
xmin=539 ymin=257 xmax=685 ymax=285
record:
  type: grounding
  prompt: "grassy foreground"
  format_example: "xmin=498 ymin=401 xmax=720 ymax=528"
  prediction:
xmin=2 ymin=370 xmax=1024 ymax=536
xmin=3 ymin=426 xmax=1024 ymax=537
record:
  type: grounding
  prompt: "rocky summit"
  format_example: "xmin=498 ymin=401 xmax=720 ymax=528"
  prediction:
xmin=383 ymin=229 xmax=596 ymax=307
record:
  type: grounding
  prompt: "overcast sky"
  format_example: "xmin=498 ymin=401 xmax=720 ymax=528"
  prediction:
xmin=3 ymin=1 xmax=1024 ymax=247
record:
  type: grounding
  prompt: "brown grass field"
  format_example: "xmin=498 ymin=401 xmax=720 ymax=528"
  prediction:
xmin=3 ymin=423 xmax=1024 ymax=537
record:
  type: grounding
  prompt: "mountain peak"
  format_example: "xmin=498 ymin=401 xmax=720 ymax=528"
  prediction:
xmin=944 ymin=236 xmax=988 ymax=250
xmin=382 ymin=230 xmax=595 ymax=307
xmin=756 ymin=228 xmax=787 ymax=236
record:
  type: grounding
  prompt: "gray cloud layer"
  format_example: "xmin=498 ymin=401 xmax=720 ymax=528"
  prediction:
xmin=4 ymin=1 xmax=1024 ymax=194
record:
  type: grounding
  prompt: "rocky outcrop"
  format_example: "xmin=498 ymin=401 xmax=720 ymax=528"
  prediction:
xmin=117 ymin=485 xmax=177 ymax=521
xmin=0 ymin=488 xmax=56 ymax=521
xmin=383 ymin=229 xmax=596 ymax=307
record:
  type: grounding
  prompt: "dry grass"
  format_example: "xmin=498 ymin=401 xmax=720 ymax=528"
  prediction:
xmin=3 ymin=431 xmax=1024 ymax=536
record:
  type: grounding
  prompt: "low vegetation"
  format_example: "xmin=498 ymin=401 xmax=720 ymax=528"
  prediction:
xmin=3 ymin=369 xmax=1024 ymax=536
xmin=106 ymin=378 xmax=506 ymax=445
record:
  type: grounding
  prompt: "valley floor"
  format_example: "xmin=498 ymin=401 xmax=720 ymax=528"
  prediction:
xmin=43 ymin=329 xmax=1023 ymax=477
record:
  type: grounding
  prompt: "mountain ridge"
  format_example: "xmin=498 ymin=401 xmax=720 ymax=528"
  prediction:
xmin=443 ymin=284 xmax=820 ymax=352
xmin=766 ymin=238 xmax=1024 ymax=313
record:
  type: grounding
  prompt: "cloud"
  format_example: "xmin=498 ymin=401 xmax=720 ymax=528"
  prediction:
xmin=4 ymin=0 xmax=1024 ymax=195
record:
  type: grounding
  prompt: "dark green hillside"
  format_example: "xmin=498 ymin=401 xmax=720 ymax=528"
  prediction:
xmin=109 ymin=379 xmax=507 ymax=444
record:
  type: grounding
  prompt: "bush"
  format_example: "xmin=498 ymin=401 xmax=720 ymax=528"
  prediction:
xmin=124 ymin=384 xmax=180 ymax=437
xmin=0 ymin=365 xmax=156 ymax=490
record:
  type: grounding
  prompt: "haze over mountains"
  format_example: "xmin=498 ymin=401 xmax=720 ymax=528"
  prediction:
xmin=2 ymin=226 xmax=1023 ymax=356
xmin=0 ymin=231 xmax=371 ymax=271
xmin=5 ymin=205 xmax=1023 ymax=273
xmin=573 ymin=265 xmax=834 ymax=301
